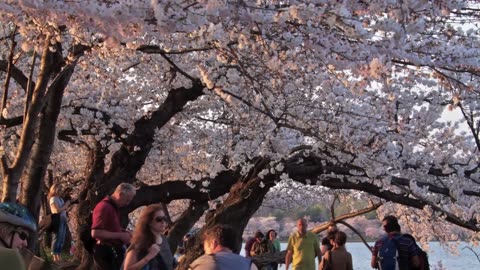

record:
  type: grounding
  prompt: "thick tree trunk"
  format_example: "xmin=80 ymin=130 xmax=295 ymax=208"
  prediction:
xmin=177 ymin=158 xmax=276 ymax=270
xmin=166 ymin=199 xmax=208 ymax=253
xmin=75 ymin=141 xmax=107 ymax=270
xmin=20 ymin=63 xmax=76 ymax=216
xmin=73 ymin=82 xmax=205 ymax=268
xmin=1 ymin=38 xmax=61 ymax=202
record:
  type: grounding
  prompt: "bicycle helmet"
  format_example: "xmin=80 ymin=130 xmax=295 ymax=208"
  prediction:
xmin=0 ymin=202 xmax=37 ymax=232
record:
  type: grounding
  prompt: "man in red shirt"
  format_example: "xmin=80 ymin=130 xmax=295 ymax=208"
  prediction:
xmin=91 ymin=183 xmax=136 ymax=270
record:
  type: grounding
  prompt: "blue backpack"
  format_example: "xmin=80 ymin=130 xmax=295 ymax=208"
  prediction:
xmin=378 ymin=235 xmax=403 ymax=270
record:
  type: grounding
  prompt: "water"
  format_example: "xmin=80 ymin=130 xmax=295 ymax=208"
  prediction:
xmin=241 ymin=242 xmax=480 ymax=270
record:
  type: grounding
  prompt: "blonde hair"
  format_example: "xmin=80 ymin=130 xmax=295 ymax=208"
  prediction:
xmin=47 ymin=183 xmax=61 ymax=201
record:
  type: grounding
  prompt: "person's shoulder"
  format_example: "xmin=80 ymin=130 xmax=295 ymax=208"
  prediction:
xmin=216 ymin=252 xmax=251 ymax=265
xmin=287 ymin=231 xmax=298 ymax=240
xmin=189 ymin=254 xmax=215 ymax=270
xmin=0 ymin=247 xmax=26 ymax=270
xmin=93 ymin=197 xmax=113 ymax=210
xmin=373 ymin=237 xmax=385 ymax=246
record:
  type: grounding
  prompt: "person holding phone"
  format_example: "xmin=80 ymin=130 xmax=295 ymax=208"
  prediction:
xmin=48 ymin=183 xmax=71 ymax=262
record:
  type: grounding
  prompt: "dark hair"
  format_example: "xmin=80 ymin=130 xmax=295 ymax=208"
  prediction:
xmin=328 ymin=223 xmax=338 ymax=232
xmin=130 ymin=204 xmax=164 ymax=252
xmin=383 ymin=215 xmax=401 ymax=233
xmin=255 ymin=231 xmax=264 ymax=239
xmin=203 ymin=224 xmax=237 ymax=250
xmin=334 ymin=231 xmax=347 ymax=246
xmin=266 ymin=229 xmax=277 ymax=238
xmin=326 ymin=231 xmax=336 ymax=241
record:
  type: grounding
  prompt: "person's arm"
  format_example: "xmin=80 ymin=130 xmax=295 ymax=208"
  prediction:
xmin=410 ymin=255 xmax=420 ymax=268
xmin=371 ymin=241 xmax=379 ymax=268
xmin=124 ymin=245 xmax=160 ymax=270
xmin=285 ymin=250 xmax=292 ymax=270
xmin=318 ymin=251 xmax=325 ymax=270
xmin=320 ymin=244 xmax=329 ymax=255
xmin=50 ymin=197 xmax=70 ymax=213
xmin=320 ymin=237 xmax=329 ymax=255
xmin=91 ymin=229 xmax=131 ymax=244
xmin=371 ymin=255 xmax=378 ymax=268
xmin=314 ymin=233 xmax=321 ymax=265
xmin=408 ymin=241 xmax=421 ymax=268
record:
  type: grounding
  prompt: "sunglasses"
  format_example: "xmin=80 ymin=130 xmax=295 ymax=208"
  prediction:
xmin=154 ymin=216 xmax=168 ymax=223
xmin=15 ymin=230 xmax=29 ymax=241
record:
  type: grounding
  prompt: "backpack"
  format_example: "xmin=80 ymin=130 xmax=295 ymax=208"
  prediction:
xmin=402 ymin=234 xmax=430 ymax=270
xmin=411 ymin=247 xmax=430 ymax=270
xmin=250 ymin=240 xmax=269 ymax=256
xmin=377 ymin=235 xmax=408 ymax=270
xmin=80 ymin=198 xmax=117 ymax=254
xmin=78 ymin=215 xmax=96 ymax=254
xmin=38 ymin=213 xmax=60 ymax=234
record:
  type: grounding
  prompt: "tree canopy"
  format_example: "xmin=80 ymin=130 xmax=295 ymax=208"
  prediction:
xmin=0 ymin=0 xmax=479 ymax=266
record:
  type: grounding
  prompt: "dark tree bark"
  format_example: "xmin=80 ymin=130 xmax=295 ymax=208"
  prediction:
xmin=128 ymin=170 xmax=241 ymax=209
xmin=75 ymin=141 xmax=107 ymax=270
xmin=284 ymin=153 xmax=480 ymax=232
xmin=166 ymin=199 xmax=209 ymax=253
xmin=100 ymin=80 xmax=204 ymax=196
xmin=1 ymin=37 xmax=61 ymax=202
xmin=20 ymin=62 xmax=76 ymax=218
xmin=71 ymin=81 xmax=206 ymax=268
xmin=177 ymin=158 xmax=277 ymax=270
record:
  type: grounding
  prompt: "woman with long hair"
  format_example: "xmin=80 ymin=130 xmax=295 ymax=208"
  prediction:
xmin=123 ymin=204 xmax=173 ymax=270
xmin=266 ymin=229 xmax=280 ymax=270
xmin=48 ymin=183 xmax=70 ymax=262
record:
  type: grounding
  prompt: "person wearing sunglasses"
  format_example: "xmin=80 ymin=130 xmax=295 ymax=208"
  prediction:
xmin=123 ymin=204 xmax=174 ymax=270
xmin=0 ymin=202 xmax=37 ymax=270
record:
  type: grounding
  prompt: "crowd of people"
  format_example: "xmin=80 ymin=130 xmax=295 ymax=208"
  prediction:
xmin=0 ymin=181 xmax=429 ymax=270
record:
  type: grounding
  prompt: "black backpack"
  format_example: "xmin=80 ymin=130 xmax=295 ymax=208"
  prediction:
xmin=79 ymin=214 xmax=96 ymax=254
xmin=402 ymin=234 xmax=430 ymax=270
xmin=411 ymin=248 xmax=430 ymax=270
xmin=79 ymin=198 xmax=118 ymax=253
xmin=38 ymin=213 xmax=60 ymax=234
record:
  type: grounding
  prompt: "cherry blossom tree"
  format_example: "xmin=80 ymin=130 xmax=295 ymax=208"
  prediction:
xmin=0 ymin=1 xmax=479 ymax=268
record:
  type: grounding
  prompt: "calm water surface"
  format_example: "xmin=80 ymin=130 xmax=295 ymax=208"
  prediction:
xmin=241 ymin=242 xmax=480 ymax=270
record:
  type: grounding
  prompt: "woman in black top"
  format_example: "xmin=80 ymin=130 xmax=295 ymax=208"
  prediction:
xmin=123 ymin=204 xmax=173 ymax=270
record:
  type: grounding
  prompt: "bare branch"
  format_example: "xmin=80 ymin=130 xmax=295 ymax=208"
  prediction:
xmin=1 ymin=26 xmax=17 ymax=121
xmin=23 ymin=51 xmax=37 ymax=120
xmin=338 ymin=220 xmax=373 ymax=252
